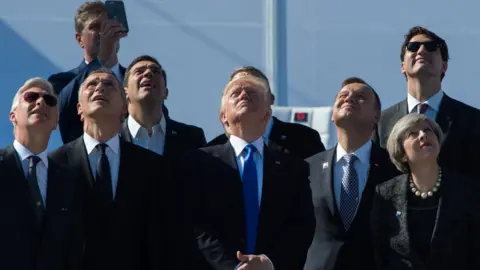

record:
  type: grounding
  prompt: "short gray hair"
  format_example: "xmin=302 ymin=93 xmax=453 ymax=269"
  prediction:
xmin=11 ymin=77 xmax=57 ymax=113
xmin=386 ymin=114 xmax=444 ymax=173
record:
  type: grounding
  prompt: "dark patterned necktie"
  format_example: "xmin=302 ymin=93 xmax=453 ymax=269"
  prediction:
xmin=416 ymin=103 xmax=429 ymax=114
xmin=339 ymin=154 xmax=359 ymax=230
xmin=27 ymin=155 xmax=44 ymax=227
xmin=95 ymin=144 xmax=113 ymax=202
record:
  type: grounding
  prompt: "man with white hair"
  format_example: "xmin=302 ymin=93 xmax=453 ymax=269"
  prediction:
xmin=0 ymin=77 xmax=84 ymax=269
xmin=181 ymin=74 xmax=315 ymax=270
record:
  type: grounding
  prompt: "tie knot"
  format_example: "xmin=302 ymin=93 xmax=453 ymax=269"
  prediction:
xmin=343 ymin=154 xmax=357 ymax=164
xmin=416 ymin=103 xmax=429 ymax=114
xmin=244 ymin=144 xmax=257 ymax=155
xmin=29 ymin=155 xmax=41 ymax=167
xmin=96 ymin=143 xmax=108 ymax=154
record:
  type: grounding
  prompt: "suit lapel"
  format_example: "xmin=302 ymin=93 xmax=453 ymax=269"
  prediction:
xmin=70 ymin=137 xmax=94 ymax=187
xmin=389 ymin=175 xmax=423 ymax=264
xmin=266 ymin=117 xmax=289 ymax=154
xmin=0 ymin=146 xmax=38 ymax=232
xmin=383 ymin=100 xmax=408 ymax=143
xmin=435 ymin=95 xmax=453 ymax=147
xmin=119 ymin=121 xmax=133 ymax=143
xmin=164 ymin=119 xmax=180 ymax=157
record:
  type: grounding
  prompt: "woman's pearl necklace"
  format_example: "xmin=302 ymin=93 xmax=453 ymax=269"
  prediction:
xmin=409 ymin=167 xmax=442 ymax=199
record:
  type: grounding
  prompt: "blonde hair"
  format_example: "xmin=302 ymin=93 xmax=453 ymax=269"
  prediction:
xmin=386 ymin=114 xmax=444 ymax=173
xmin=219 ymin=75 xmax=270 ymax=116
xmin=11 ymin=77 xmax=57 ymax=113
xmin=74 ymin=1 xmax=106 ymax=34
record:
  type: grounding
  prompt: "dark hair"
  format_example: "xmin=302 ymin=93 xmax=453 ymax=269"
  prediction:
xmin=74 ymin=1 xmax=106 ymax=34
xmin=123 ymin=55 xmax=167 ymax=88
xmin=400 ymin=26 xmax=449 ymax=80
xmin=340 ymin=77 xmax=381 ymax=112
xmin=230 ymin=66 xmax=271 ymax=93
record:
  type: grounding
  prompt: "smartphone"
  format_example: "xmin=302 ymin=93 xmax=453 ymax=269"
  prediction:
xmin=105 ymin=0 xmax=129 ymax=34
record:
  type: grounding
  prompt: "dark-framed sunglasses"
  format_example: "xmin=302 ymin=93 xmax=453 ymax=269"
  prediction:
xmin=406 ymin=41 xmax=439 ymax=53
xmin=23 ymin=92 xmax=57 ymax=107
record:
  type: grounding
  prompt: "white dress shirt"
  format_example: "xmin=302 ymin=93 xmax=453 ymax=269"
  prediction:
xmin=127 ymin=115 xmax=166 ymax=155
xmin=229 ymin=135 xmax=264 ymax=206
xmin=85 ymin=60 xmax=123 ymax=83
xmin=83 ymin=133 xmax=121 ymax=198
xmin=407 ymin=90 xmax=444 ymax=120
xmin=334 ymin=140 xmax=372 ymax=209
xmin=13 ymin=140 xmax=49 ymax=205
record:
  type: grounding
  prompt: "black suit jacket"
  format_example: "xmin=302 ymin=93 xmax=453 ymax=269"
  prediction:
xmin=180 ymin=142 xmax=316 ymax=270
xmin=119 ymin=117 xmax=206 ymax=159
xmin=0 ymin=145 xmax=84 ymax=270
xmin=304 ymin=142 xmax=399 ymax=270
xmin=371 ymin=170 xmax=480 ymax=270
xmin=373 ymin=94 xmax=480 ymax=179
xmin=49 ymin=137 xmax=192 ymax=270
xmin=206 ymin=117 xmax=326 ymax=159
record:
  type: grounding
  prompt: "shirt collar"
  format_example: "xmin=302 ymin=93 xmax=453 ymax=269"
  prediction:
xmin=83 ymin=132 xmax=120 ymax=155
xmin=263 ymin=117 xmax=274 ymax=140
xmin=229 ymin=135 xmax=264 ymax=158
xmin=13 ymin=140 xmax=49 ymax=168
xmin=85 ymin=60 xmax=122 ymax=81
xmin=127 ymin=115 xmax=166 ymax=138
xmin=335 ymin=140 xmax=372 ymax=165
xmin=407 ymin=90 xmax=444 ymax=113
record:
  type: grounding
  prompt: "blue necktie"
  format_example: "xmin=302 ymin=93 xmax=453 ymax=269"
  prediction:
xmin=242 ymin=144 xmax=259 ymax=254
xmin=339 ymin=154 xmax=359 ymax=230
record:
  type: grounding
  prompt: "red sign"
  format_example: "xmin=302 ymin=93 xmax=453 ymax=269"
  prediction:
xmin=294 ymin=112 xmax=308 ymax=122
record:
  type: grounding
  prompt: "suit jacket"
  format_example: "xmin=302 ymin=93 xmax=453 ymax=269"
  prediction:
xmin=0 ymin=145 xmax=84 ymax=270
xmin=371 ymin=169 xmax=480 ymax=270
xmin=49 ymin=137 xmax=192 ymax=270
xmin=303 ymin=142 xmax=399 ymax=270
xmin=119 ymin=117 xmax=206 ymax=159
xmin=206 ymin=117 xmax=326 ymax=159
xmin=373 ymin=94 xmax=480 ymax=179
xmin=48 ymin=60 xmax=89 ymax=94
xmin=180 ymin=142 xmax=316 ymax=270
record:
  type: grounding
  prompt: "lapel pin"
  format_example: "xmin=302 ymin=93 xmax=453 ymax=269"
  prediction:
xmin=280 ymin=135 xmax=287 ymax=140
xmin=323 ymin=162 xmax=329 ymax=169
xmin=171 ymin=130 xmax=177 ymax=135
xmin=61 ymin=208 xmax=68 ymax=211
xmin=395 ymin=211 xmax=402 ymax=217
xmin=275 ymin=161 xmax=280 ymax=164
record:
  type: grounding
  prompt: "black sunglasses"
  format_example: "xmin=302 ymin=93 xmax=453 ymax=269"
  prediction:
xmin=406 ymin=41 xmax=439 ymax=53
xmin=23 ymin=92 xmax=57 ymax=107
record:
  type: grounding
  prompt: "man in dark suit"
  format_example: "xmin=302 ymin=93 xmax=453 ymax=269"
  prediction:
xmin=207 ymin=66 xmax=325 ymax=159
xmin=0 ymin=78 xmax=84 ymax=270
xmin=52 ymin=1 xmax=128 ymax=144
xmin=49 ymin=69 xmax=192 ymax=270
xmin=304 ymin=77 xmax=399 ymax=270
xmin=48 ymin=1 xmax=127 ymax=94
xmin=119 ymin=55 xmax=206 ymax=158
xmin=181 ymin=74 xmax=315 ymax=270
xmin=373 ymin=26 xmax=480 ymax=179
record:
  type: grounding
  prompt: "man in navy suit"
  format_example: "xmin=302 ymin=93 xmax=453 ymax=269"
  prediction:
xmin=48 ymin=1 xmax=126 ymax=94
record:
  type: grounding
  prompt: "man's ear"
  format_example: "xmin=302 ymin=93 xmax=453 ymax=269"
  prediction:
xmin=75 ymin=33 xmax=84 ymax=48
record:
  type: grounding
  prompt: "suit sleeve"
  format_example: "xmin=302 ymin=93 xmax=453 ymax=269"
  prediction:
xmin=264 ymin=159 xmax=316 ymax=270
xmin=182 ymin=153 xmax=239 ymax=270
xmin=58 ymin=59 xmax=103 ymax=144
xmin=371 ymin=185 xmax=387 ymax=270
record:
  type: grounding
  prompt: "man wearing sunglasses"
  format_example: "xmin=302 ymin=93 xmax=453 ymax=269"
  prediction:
xmin=0 ymin=78 xmax=84 ymax=269
xmin=373 ymin=26 xmax=480 ymax=178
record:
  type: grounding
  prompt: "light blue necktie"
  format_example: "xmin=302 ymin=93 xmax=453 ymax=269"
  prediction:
xmin=339 ymin=154 xmax=359 ymax=230
xmin=242 ymin=144 xmax=259 ymax=254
